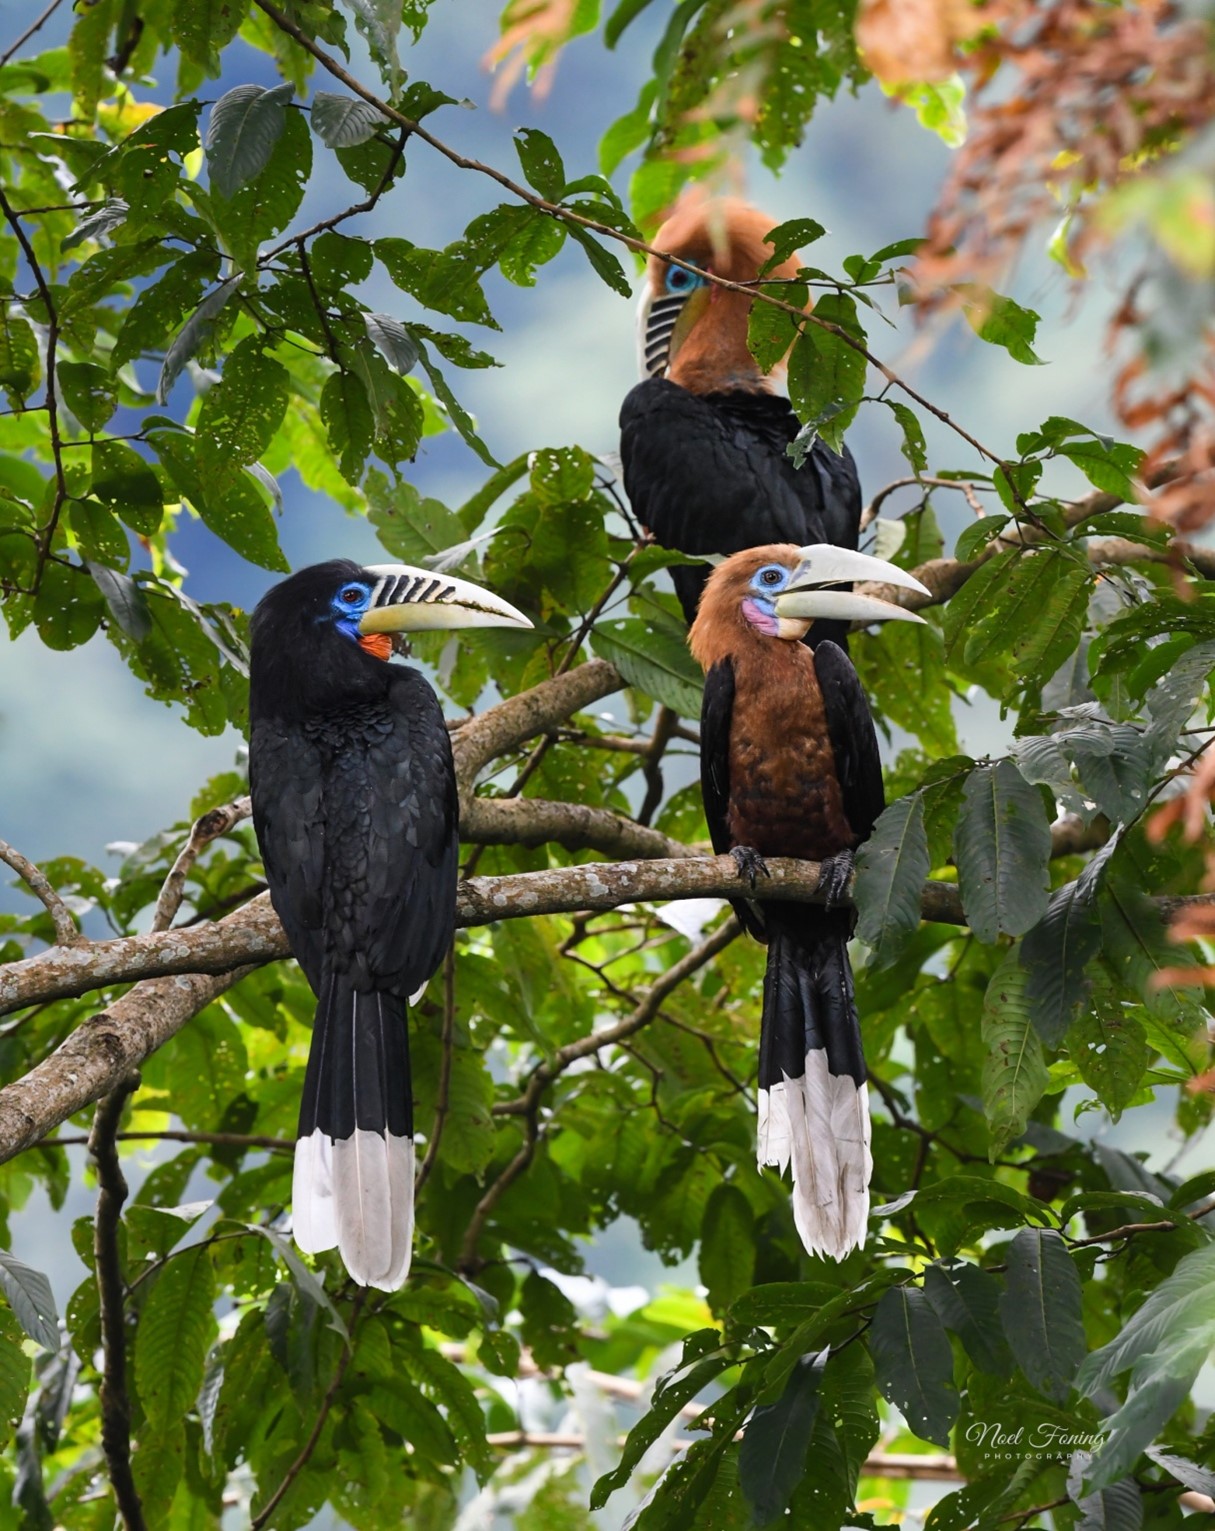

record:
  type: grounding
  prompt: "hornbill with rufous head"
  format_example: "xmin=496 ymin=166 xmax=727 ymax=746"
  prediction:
xmin=620 ymin=197 xmax=862 ymax=644
xmin=248 ymin=560 xmax=531 ymax=1290
xmin=689 ymin=543 xmax=930 ymax=1259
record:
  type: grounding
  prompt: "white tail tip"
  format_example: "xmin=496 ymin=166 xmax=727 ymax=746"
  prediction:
xmin=293 ymin=1129 xmax=415 ymax=1291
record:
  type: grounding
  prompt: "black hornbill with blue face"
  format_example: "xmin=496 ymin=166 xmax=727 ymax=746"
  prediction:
xmin=620 ymin=196 xmax=862 ymax=646
xmin=690 ymin=543 xmax=929 ymax=1258
xmin=248 ymin=560 xmax=531 ymax=1290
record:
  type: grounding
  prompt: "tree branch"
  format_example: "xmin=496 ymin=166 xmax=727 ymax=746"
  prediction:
xmin=0 ymin=837 xmax=84 ymax=946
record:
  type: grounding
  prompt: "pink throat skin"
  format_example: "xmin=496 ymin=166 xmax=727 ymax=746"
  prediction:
xmin=741 ymin=597 xmax=779 ymax=636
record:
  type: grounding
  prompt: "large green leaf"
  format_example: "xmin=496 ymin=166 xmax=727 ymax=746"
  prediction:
xmin=980 ymin=947 xmax=1048 ymax=1157
xmin=787 ymin=293 xmax=867 ymax=452
xmin=134 ymin=1244 xmax=217 ymax=1429
xmin=955 ymin=760 xmax=1051 ymax=943
xmin=999 ymin=1228 xmax=1085 ymax=1404
xmin=1018 ymin=841 xmax=1114 ymax=1048
xmin=0 ymin=1250 xmax=58 ymax=1351
xmin=923 ymin=1259 xmax=1013 ymax=1377
xmin=592 ymin=619 xmax=703 ymax=717
xmin=869 ymin=1286 xmax=959 ymax=1447
xmin=0 ymin=1306 xmax=30 ymax=1451
xmin=204 ymin=82 xmax=295 ymax=199
xmin=195 ymin=337 xmax=290 ymax=497
xmin=854 ymin=791 xmax=930 ymax=968
xmin=1067 ymin=963 xmax=1149 ymax=1119
xmin=738 ymin=1349 xmax=826 ymax=1526
xmin=698 ymin=1182 xmax=755 ymax=1318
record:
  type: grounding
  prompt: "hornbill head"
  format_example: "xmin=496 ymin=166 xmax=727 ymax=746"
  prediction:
xmin=637 ymin=195 xmax=808 ymax=394
xmin=252 ymin=558 xmax=532 ymax=664
xmin=690 ymin=543 xmax=931 ymax=660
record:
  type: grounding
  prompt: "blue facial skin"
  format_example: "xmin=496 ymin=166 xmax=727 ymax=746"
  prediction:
xmin=329 ymin=581 xmax=373 ymax=640
xmin=742 ymin=562 xmax=792 ymax=637
xmin=665 ymin=264 xmax=706 ymax=296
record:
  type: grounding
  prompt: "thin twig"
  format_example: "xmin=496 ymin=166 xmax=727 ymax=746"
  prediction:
xmin=864 ymin=475 xmax=991 ymax=524
xmin=0 ymin=838 xmax=84 ymax=946
xmin=90 ymin=1076 xmax=146 ymax=1531
xmin=637 ymin=706 xmax=677 ymax=827
xmin=262 ymin=127 xmax=408 ymax=262
xmin=249 ymin=1290 xmax=366 ymax=1529
xmin=39 ymin=1129 xmax=293 ymax=1152
xmin=457 ymin=1113 xmax=540 ymax=1272
xmin=0 ymin=0 xmax=68 ymax=66
xmin=151 ymin=798 xmax=252 ymax=934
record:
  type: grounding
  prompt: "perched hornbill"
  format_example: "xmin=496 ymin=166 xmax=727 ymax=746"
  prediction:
xmin=689 ymin=543 xmax=929 ymax=1258
xmin=248 ymin=560 xmax=531 ymax=1290
xmin=619 ymin=196 xmax=862 ymax=642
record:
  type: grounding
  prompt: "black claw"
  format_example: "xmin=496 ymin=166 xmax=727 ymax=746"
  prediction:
xmin=817 ymin=849 xmax=856 ymax=909
xmin=730 ymin=845 xmax=771 ymax=888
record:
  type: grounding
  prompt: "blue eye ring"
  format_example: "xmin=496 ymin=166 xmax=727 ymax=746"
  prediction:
xmin=339 ymin=585 xmax=364 ymax=604
xmin=665 ymin=264 xmax=705 ymax=295
xmin=755 ymin=564 xmax=786 ymax=589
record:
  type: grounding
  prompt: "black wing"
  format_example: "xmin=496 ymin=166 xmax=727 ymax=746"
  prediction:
xmin=700 ymin=657 xmax=736 ymax=856
xmin=323 ymin=666 xmax=460 ymax=996
xmin=813 ymin=640 xmax=885 ymax=842
xmin=250 ymin=717 xmax=328 ymax=993
xmin=619 ymin=379 xmax=861 ymax=625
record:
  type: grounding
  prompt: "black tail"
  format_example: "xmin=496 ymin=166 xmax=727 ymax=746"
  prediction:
xmin=293 ymin=972 xmax=414 ymax=1290
xmin=756 ymin=906 xmax=871 ymax=1259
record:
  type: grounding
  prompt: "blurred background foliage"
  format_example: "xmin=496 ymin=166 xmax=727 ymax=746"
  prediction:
xmin=0 ymin=0 xmax=1214 ymax=1526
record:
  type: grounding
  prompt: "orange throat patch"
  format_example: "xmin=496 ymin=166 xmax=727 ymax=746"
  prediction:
xmin=357 ymin=632 xmax=393 ymax=661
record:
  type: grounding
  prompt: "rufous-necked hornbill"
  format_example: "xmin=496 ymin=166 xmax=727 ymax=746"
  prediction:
xmin=689 ymin=543 xmax=930 ymax=1258
xmin=620 ymin=196 xmax=862 ymax=644
xmin=248 ymin=560 xmax=531 ymax=1290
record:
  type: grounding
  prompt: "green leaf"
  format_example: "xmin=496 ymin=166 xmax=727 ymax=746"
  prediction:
xmin=135 ymin=1244 xmax=217 ymax=1429
xmin=999 ymin=1228 xmax=1085 ymax=1403
xmin=0 ymin=1248 xmax=59 ymax=1351
xmin=172 ymin=0 xmax=243 ymax=74
xmin=758 ymin=217 xmax=826 ymax=274
xmin=1069 ymin=1473 xmax=1143 ymax=1531
xmin=363 ymin=312 xmax=419 ymax=374
xmin=1019 ymin=848 xmax=1110 ymax=1048
xmin=592 ymin=619 xmax=703 ymax=717
xmin=698 ymin=1183 xmax=754 ymax=1318
xmin=955 ymin=760 xmax=1051 ymax=943
xmin=1068 ymin=964 xmax=1150 ymax=1119
xmin=1058 ymin=438 xmax=1142 ymax=503
xmin=310 ymin=90 xmax=387 ymax=147
xmin=739 ymin=1349 xmax=826 ymax=1526
xmin=58 ymin=361 xmax=117 ymax=431
xmin=747 ymin=282 xmax=804 ymax=374
xmin=195 ymin=337 xmax=289 ymax=497
xmin=567 ymin=223 xmax=633 ymax=297
xmin=0 ymin=313 xmax=39 ymax=406
xmin=514 ymin=127 xmax=566 ymax=199
xmin=886 ymin=398 xmax=928 ymax=473
xmin=787 ymin=293 xmax=867 ymax=452
xmin=923 ymin=1260 xmax=1013 ymax=1377
xmin=0 ymin=1305 xmax=31 ymax=1451
xmin=156 ymin=276 xmax=240 ymax=405
xmin=854 ymin=792 xmax=929 ymax=969
xmin=216 ymin=106 xmax=312 ymax=272
xmin=153 ymin=428 xmax=289 ymax=572
xmin=869 ymin=1285 xmax=959 ymax=1447
xmin=366 ymin=471 xmax=464 ymax=563
xmin=60 ymin=196 xmax=130 ymax=252
xmin=981 ymin=947 xmax=1049 ymax=1157
xmin=320 ymin=369 xmax=374 ymax=485
xmin=962 ymin=287 xmax=1043 ymax=364
xmin=410 ymin=333 xmax=499 ymax=468
xmin=204 ymin=82 xmax=295 ymax=199
xmin=90 ymin=440 xmax=164 ymax=536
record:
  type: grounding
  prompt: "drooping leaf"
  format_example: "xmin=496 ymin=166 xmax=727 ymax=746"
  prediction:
xmin=195 ymin=337 xmax=290 ymax=497
xmin=999 ymin=1228 xmax=1085 ymax=1404
xmin=0 ymin=1249 xmax=59 ymax=1351
xmin=738 ymin=1349 xmax=826 ymax=1526
xmin=854 ymin=792 xmax=930 ymax=968
xmin=311 ymin=91 xmax=387 ymax=147
xmin=1019 ymin=864 xmax=1106 ymax=1048
xmin=698 ymin=1183 xmax=755 ymax=1318
xmin=954 ymin=760 xmax=1051 ymax=943
xmin=156 ymin=277 xmax=240 ymax=405
xmin=134 ymin=1244 xmax=217 ymax=1429
xmin=1068 ymin=964 xmax=1150 ymax=1119
xmin=204 ymin=83 xmax=295 ymax=200
xmin=592 ymin=619 xmax=703 ymax=717
xmin=869 ymin=1285 xmax=959 ymax=1448
xmin=923 ymin=1259 xmax=1013 ymax=1377
xmin=981 ymin=946 xmax=1049 ymax=1157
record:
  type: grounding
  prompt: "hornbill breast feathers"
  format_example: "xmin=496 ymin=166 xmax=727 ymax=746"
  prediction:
xmin=619 ymin=195 xmax=863 ymax=639
xmin=248 ymin=559 xmax=530 ymax=1291
xmin=690 ymin=544 xmax=929 ymax=1260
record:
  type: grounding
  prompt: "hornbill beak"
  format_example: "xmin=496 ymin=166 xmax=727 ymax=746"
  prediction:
xmin=773 ymin=544 xmax=932 ymax=625
xmin=636 ymin=281 xmax=710 ymax=379
xmin=358 ymin=564 xmax=532 ymax=634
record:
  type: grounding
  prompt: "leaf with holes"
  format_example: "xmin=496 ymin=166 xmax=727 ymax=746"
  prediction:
xmin=204 ymin=83 xmax=295 ymax=199
xmin=739 ymin=1349 xmax=827 ymax=1525
xmin=981 ymin=947 xmax=1048 ymax=1157
xmin=870 ymin=1286 xmax=959 ymax=1447
xmin=955 ymin=760 xmax=1051 ymax=943
xmin=0 ymin=1249 xmax=59 ymax=1351
xmin=592 ymin=619 xmax=703 ymax=718
xmin=999 ymin=1228 xmax=1085 ymax=1403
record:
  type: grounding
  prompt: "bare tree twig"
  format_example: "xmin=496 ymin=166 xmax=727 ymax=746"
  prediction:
xmin=40 ymin=1129 xmax=293 ymax=1153
xmin=0 ymin=837 xmax=84 ymax=946
xmin=151 ymin=798 xmax=252 ymax=934
xmin=0 ymin=0 xmax=67 ymax=66
xmin=90 ymin=1076 xmax=146 ymax=1531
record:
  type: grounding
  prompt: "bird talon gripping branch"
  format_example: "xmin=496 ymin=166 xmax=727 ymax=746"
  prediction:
xmin=817 ymin=848 xmax=856 ymax=910
xmin=690 ymin=543 xmax=929 ymax=1261
xmin=248 ymin=560 xmax=530 ymax=1291
xmin=730 ymin=845 xmax=771 ymax=887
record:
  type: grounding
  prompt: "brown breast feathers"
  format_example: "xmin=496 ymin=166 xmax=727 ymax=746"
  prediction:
xmin=724 ymin=641 xmax=857 ymax=863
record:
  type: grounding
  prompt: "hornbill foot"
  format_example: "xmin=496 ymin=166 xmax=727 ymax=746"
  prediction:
xmin=730 ymin=845 xmax=771 ymax=889
xmin=817 ymin=849 xmax=856 ymax=909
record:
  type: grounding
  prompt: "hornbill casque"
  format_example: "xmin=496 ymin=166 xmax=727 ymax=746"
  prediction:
xmin=689 ymin=543 xmax=930 ymax=1259
xmin=248 ymin=559 xmax=531 ymax=1290
xmin=620 ymin=196 xmax=863 ymax=645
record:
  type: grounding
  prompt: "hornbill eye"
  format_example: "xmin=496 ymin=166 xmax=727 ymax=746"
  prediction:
xmin=339 ymin=586 xmax=363 ymax=604
xmin=665 ymin=265 xmax=703 ymax=294
xmin=759 ymin=567 xmax=784 ymax=586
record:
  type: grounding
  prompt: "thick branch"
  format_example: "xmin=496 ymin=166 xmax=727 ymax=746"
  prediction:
xmin=451 ymin=659 xmax=623 ymax=794
xmin=461 ymin=796 xmax=690 ymax=859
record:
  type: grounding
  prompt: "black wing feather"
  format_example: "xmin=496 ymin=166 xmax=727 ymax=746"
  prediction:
xmin=813 ymin=640 xmax=885 ymax=840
